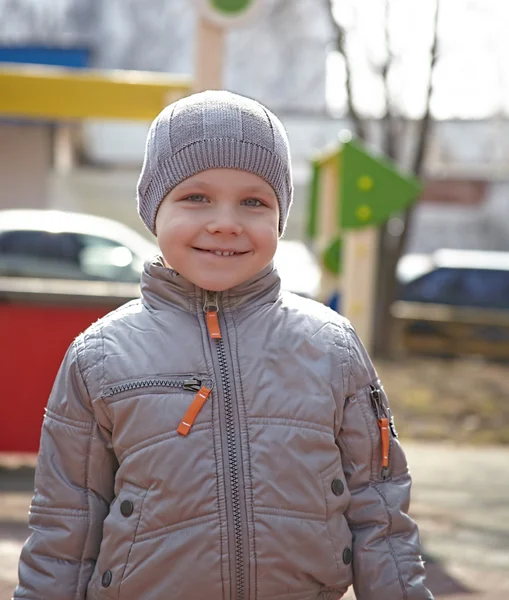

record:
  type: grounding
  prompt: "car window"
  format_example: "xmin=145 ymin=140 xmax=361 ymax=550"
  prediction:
xmin=0 ymin=230 xmax=85 ymax=279
xmin=0 ymin=230 xmax=142 ymax=283
xmin=401 ymin=268 xmax=461 ymax=305
xmin=456 ymin=269 xmax=509 ymax=310
xmin=77 ymin=234 xmax=141 ymax=283
xmin=400 ymin=266 xmax=509 ymax=310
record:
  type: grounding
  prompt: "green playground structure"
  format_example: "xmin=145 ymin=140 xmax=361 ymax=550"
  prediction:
xmin=307 ymin=135 xmax=422 ymax=349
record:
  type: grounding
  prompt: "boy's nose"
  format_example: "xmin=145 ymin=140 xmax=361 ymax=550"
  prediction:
xmin=205 ymin=208 xmax=243 ymax=235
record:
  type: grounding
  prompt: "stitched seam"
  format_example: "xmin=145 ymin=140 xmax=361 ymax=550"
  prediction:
xmin=328 ymin=321 xmax=351 ymax=395
xmin=100 ymin=323 xmax=106 ymax=399
xmin=339 ymin=324 xmax=349 ymax=397
xmin=86 ymin=322 xmax=103 ymax=382
xmin=73 ymin=428 xmax=93 ymax=600
xmin=346 ymin=324 xmax=355 ymax=397
xmin=310 ymin=322 xmax=331 ymax=339
xmin=140 ymin=297 xmax=155 ymax=314
xmin=30 ymin=507 xmax=88 ymax=517
xmin=78 ymin=330 xmax=92 ymax=381
xmin=373 ymin=483 xmax=408 ymax=600
xmin=231 ymin=306 xmax=258 ymax=600
xmin=247 ymin=416 xmax=331 ymax=435
xmin=260 ymin=588 xmax=322 ymax=600
xmin=255 ymin=507 xmax=323 ymax=521
xmin=118 ymin=422 xmax=211 ymax=463
xmin=320 ymin=468 xmax=341 ymax=581
xmin=97 ymin=396 xmax=114 ymax=424
xmin=256 ymin=505 xmax=324 ymax=518
xmin=73 ymin=338 xmax=90 ymax=398
xmin=135 ymin=512 xmax=216 ymax=543
xmin=44 ymin=409 xmax=93 ymax=431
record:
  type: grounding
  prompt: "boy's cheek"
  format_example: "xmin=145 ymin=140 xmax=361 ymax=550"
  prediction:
xmin=154 ymin=194 xmax=175 ymax=230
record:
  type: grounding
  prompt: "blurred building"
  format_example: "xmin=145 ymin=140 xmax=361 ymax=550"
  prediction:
xmin=1 ymin=0 xmax=509 ymax=254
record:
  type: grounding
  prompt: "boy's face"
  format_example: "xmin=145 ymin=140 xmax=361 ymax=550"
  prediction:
xmin=155 ymin=168 xmax=280 ymax=291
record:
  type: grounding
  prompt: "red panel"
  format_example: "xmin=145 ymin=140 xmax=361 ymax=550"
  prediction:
xmin=0 ymin=304 xmax=112 ymax=453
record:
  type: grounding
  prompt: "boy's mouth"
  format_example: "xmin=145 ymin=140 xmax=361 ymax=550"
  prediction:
xmin=193 ymin=247 xmax=250 ymax=257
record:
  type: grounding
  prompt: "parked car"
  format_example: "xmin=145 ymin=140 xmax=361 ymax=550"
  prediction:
xmin=0 ymin=209 xmax=158 ymax=283
xmin=0 ymin=209 xmax=321 ymax=298
xmin=393 ymin=249 xmax=509 ymax=359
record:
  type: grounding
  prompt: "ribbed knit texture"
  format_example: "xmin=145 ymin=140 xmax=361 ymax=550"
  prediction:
xmin=137 ymin=90 xmax=293 ymax=236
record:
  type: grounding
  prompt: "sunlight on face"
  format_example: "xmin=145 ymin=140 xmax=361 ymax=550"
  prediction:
xmin=155 ymin=169 xmax=280 ymax=291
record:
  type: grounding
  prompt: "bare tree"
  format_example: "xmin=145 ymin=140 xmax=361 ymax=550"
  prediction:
xmin=324 ymin=0 xmax=441 ymax=358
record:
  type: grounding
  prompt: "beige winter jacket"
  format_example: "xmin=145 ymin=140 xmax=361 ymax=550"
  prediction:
xmin=14 ymin=258 xmax=433 ymax=600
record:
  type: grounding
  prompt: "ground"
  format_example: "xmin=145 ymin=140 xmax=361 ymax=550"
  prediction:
xmin=376 ymin=356 xmax=509 ymax=445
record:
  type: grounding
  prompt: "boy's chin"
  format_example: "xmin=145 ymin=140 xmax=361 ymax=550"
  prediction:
xmin=189 ymin=277 xmax=242 ymax=292
xmin=184 ymin=271 xmax=255 ymax=292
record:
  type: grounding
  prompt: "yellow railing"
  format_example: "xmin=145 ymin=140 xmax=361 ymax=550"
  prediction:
xmin=0 ymin=63 xmax=192 ymax=121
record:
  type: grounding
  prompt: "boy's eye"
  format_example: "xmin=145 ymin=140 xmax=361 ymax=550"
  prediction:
xmin=242 ymin=198 xmax=264 ymax=207
xmin=183 ymin=194 xmax=208 ymax=203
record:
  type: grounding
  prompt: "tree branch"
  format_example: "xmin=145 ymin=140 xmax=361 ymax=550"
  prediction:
xmin=381 ymin=0 xmax=398 ymax=160
xmin=397 ymin=0 xmax=441 ymax=256
xmin=324 ymin=0 xmax=368 ymax=141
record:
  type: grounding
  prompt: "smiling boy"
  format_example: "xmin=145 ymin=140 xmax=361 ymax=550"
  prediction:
xmin=14 ymin=90 xmax=433 ymax=600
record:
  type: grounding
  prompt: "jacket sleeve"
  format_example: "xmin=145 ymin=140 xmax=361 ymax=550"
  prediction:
xmin=13 ymin=337 xmax=118 ymax=599
xmin=336 ymin=323 xmax=433 ymax=600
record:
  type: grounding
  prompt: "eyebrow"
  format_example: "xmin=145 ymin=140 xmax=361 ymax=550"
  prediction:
xmin=176 ymin=180 xmax=276 ymax=198
xmin=241 ymin=185 xmax=277 ymax=197
xmin=175 ymin=180 xmax=209 ymax=192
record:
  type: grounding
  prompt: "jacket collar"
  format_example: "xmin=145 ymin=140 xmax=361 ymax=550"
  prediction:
xmin=141 ymin=255 xmax=282 ymax=313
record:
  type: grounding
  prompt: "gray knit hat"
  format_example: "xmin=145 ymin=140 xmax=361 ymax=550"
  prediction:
xmin=137 ymin=90 xmax=293 ymax=236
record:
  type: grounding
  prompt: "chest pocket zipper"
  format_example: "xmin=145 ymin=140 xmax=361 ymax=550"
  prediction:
xmin=106 ymin=377 xmax=204 ymax=397
xmin=105 ymin=377 xmax=212 ymax=436
xmin=369 ymin=385 xmax=397 ymax=480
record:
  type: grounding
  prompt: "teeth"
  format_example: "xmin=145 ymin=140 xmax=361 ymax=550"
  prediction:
xmin=213 ymin=251 xmax=235 ymax=256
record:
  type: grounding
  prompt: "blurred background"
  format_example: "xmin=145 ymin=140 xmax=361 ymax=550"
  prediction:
xmin=0 ymin=0 xmax=508 ymax=598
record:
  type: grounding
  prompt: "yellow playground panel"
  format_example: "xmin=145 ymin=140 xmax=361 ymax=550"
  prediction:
xmin=0 ymin=62 xmax=192 ymax=121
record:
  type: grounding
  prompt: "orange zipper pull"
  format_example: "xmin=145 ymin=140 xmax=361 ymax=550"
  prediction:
xmin=177 ymin=386 xmax=212 ymax=436
xmin=204 ymin=291 xmax=222 ymax=339
xmin=378 ymin=417 xmax=390 ymax=473
xmin=206 ymin=310 xmax=222 ymax=339
xmin=370 ymin=385 xmax=391 ymax=479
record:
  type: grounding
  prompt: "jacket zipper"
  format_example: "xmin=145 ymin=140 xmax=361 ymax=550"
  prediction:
xmin=369 ymin=384 xmax=392 ymax=480
xmin=106 ymin=377 xmax=203 ymax=397
xmin=204 ymin=291 xmax=246 ymax=600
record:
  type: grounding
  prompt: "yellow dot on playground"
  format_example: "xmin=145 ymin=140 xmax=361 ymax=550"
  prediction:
xmin=356 ymin=243 xmax=368 ymax=258
xmin=357 ymin=175 xmax=373 ymax=191
xmin=356 ymin=205 xmax=372 ymax=222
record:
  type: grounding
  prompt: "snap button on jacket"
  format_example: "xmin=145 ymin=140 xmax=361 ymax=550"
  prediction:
xmin=14 ymin=258 xmax=433 ymax=600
